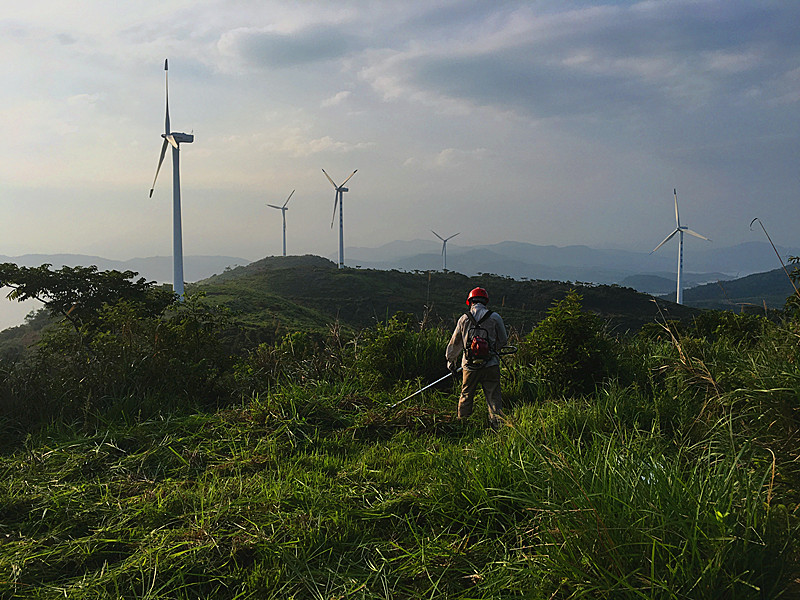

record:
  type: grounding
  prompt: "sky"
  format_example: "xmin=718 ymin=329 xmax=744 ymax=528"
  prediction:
xmin=1 ymin=0 xmax=799 ymax=265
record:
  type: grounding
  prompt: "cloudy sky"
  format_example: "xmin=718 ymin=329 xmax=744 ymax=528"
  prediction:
xmin=2 ymin=0 xmax=799 ymax=265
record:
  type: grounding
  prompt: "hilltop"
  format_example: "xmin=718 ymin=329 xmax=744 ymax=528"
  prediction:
xmin=192 ymin=254 xmax=699 ymax=338
xmin=0 ymin=254 xmax=701 ymax=358
xmin=2 ymin=254 xmax=798 ymax=598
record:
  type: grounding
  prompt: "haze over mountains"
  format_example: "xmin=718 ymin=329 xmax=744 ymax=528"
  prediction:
xmin=343 ymin=240 xmax=798 ymax=293
xmin=1 ymin=240 xmax=796 ymax=332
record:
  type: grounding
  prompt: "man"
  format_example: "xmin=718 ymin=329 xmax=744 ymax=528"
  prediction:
xmin=446 ymin=287 xmax=508 ymax=429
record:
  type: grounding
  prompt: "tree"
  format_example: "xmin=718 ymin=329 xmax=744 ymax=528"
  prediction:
xmin=0 ymin=263 xmax=176 ymax=333
xmin=524 ymin=290 xmax=618 ymax=396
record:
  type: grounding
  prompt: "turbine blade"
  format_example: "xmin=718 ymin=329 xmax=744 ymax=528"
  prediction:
xmin=651 ymin=229 xmax=679 ymax=253
xmin=684 ymin=228 xmax=710 ymax=241
xmin=330 ymin=194 xmax=338 ymax=228
xmin=149 ymin=139 xmax=169 ymax=197
xmin=441 ymin=243 xmax=445 ymax=256
xmin=431 ymin=230 xmax=445 ymax=242
xmin=283 ymin=189 xmax=295 ymax=208
xmin=673 ymin=188 xmax=680 ymax=227
xmin=267 ymin=204 xmax=282 ymax=210
xmin=446 ymin=232 xmax=460 ymax=241
xmin=322 ymin=168 xmax=337 ymax=189
xmin=164 ymin=59 xmax=171 ymax=135
xmin=165 ymin=134 xmax=178 ymax=149
xmin=341 ymin=169 xmax=357 ymax=187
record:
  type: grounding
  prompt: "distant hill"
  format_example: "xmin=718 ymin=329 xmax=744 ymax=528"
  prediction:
xmin=341 ymin=240 xmax=796 ymax=291
xmin=5 ymin=241 xmax=794 ymax=334
xmin=619 ymin=274 xmax=676 ymax=295
xmin=0 ymin=254 xmax=251 ymax=284
xmin=679 ymin=268 xmax=798 ymax=311
xmin=193 ymin=255 xmax=700 ymax=338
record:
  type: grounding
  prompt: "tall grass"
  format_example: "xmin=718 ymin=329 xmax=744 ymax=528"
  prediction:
xmin=0 ymin=303 xmax=798 ymax=597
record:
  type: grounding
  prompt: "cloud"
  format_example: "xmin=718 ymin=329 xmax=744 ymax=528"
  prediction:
xmin=278 ymin=134 xmax=374 ymax=158
xmin=67 ymin=93 xmax=101 ymax=107
xmin=218 ymin=25 xmax=357 ymax=69
xmin=321 ymin=91 xmax=351 ymax=107
xmin=357 ymin=1 xmax=800 ymax=119
xmin=404 ymin=147 xmax=489 ymax=170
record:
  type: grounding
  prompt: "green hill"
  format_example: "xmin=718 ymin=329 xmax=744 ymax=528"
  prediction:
xmin=681 ymin=267 xmax=797 ymax=311
xmin=0 ymin=254 xmax=701 ymax=358
xmin=192 ymin=255 xmax=699 ymax=338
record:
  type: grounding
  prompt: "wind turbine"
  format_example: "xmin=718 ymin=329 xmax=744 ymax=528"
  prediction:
xmin=149 ymin=59 xmax=194 ymax=299
xmin=431 ymin=230 xmax=459 ymax=271
xmin=322 ymin=169 xmax=357 ymax=269
xmin=267 ymin=190 xmax=295 ymax=257
xmin=651 ymin=189 xmax=710 ymax=305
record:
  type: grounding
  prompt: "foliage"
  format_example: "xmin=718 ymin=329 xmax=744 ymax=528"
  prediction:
xmin=521 ymin=290 xmax=620 ymax=397
xmin=0 ymin=296 xmax=234 ymax=430
xmin=231 ymin=329 xmax=342 ymax=392
xmin=0 ymin=262 xmax=175 ymax=334
xmin=784 ymin=255 xmax=800 ymax=315
xmin=352 ymin=312 xmax=448 ymax=390
xmin=0 ymin=373 xmax=797 ymax=598
xmin=1 ymin=266 xmax=799 ymax=597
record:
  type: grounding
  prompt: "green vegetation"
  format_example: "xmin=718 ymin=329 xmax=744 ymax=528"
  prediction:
xmin=192 ymin=255 xmax=700 ymax=338
xmin=0 ymin=260 xmax=798 ymax=598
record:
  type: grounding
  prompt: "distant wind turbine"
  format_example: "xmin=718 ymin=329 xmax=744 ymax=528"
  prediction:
xmin=651 ymin=189 xmax=710 ymax=305
xmin=149 ymin=59 xmax=194 ymax=299
xmin=322 ymin=169 xmax=357 ymax=269
xmin=431 ymin=230 xmax=459 ymax=271
xmin=267 ymin=190 xmax=295 ymax=257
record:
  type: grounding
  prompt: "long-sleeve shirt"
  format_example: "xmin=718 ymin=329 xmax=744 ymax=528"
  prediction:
xmin=445 ymin=303 xmax=508 ymax=371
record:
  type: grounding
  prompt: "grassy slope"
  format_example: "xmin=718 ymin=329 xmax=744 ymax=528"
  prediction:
xmin=192 ymin=255 xmax=699 ymax=337
xmin=2 ymin=257 xmax=797 ymax=598
xmin=2 ymin=381 xmax=796 ymax=599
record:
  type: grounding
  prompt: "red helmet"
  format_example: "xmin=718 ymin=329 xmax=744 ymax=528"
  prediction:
xmin=466 ymin=287 xmax=489 ymax=306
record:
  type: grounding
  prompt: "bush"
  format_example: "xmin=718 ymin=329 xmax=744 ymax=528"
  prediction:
xmin=353 ymin=312 xmax=447 ymax=391
xmin=520 ymin=290 xmax=620 ymax=397
xmin=0 ymin=296 xmax=235 ymax=431
xmin=231 ymin=330 xmax=339 ymax=392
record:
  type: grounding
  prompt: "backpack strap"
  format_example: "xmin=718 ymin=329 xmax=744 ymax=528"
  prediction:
xmin=466 ymin=310 xmax=493 ymax=326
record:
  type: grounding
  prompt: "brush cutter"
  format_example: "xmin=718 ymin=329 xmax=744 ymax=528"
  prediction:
xmin=390 ymin=345 xmax=518 ymax=409
xmin=391 ymin=368 xmax=462 ymax=409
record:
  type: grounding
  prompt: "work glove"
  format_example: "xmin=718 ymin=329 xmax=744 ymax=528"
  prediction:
xmin=448 ymin=362 xmax=458 ymax=375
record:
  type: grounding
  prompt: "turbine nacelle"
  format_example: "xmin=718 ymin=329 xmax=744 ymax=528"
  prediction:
xmin=162 ymin=132 xmax=194 ymax=145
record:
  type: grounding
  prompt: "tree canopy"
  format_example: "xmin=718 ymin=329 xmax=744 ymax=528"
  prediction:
xmin=0 ymin=263 xmax=176 ymax=330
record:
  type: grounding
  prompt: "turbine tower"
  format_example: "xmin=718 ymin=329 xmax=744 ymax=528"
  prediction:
xmin=432 ymin=230 xmax=459 ymax=271
xmin=651 ymin=189 xmax=710 ymax=305
xmin=267 ymin=190 xmax=295 ymax=257
xmin=322 ymin=169 xmax=357 ymax=269
xmin=149 ymin=59 xmax=194 ymax=299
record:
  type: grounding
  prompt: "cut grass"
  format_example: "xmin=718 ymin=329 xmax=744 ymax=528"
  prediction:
xmin=0 ymin=381 xmax=796 ymax=599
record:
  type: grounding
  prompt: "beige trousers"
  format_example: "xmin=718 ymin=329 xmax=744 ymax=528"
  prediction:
xmin=458 ymin=365 xmax=504 ymax=426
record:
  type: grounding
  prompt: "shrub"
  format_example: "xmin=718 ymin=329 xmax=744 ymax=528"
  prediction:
xmin=521 ymin=290 xmax=620 ymax=397
xmin=0 ymin=296 xmax=235 ymax=431
xmin=353 ymin=313 xmax=447 ymax=390
xmin=231 ymin=330 xmax=338 ymax=393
